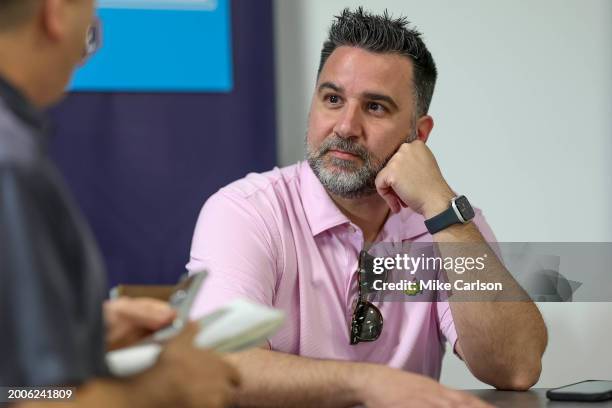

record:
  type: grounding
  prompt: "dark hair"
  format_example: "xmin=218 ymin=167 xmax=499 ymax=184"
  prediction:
xmin=318 ymin=7 xmax=437 ymax=117
xmin=0 ymin=0 xmax=39 ymax=31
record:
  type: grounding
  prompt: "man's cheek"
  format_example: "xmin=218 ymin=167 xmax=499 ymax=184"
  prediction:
xmin=306 ymin=133 xmax=322 ymax=151
xmin=310 ymin=105 xmax=340 ymax=129
xmin=307 ymin=128 xmax=332 ymax=151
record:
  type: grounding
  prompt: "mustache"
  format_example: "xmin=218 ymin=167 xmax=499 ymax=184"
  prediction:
xmin=317 ymin=136 xmax=370 ymax=161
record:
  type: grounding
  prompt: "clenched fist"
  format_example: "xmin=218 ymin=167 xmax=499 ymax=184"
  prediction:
xmin=375 ymin=140 xmax=454 ymax=218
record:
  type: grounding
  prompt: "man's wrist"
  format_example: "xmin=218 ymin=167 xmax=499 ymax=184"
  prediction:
xmin=124 ymin=365 xmax=176 ymax=408
xmin=420 ymin=190 xmax=455 ymax=219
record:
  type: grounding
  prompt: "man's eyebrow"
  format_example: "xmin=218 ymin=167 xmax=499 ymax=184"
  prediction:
xmin=317 ymin=82 xmax=400 ymax=111
xmin=362 ymin=92 xmax=399 ymax=111
xmin=318 ymin=82 xmax=343 ymax=93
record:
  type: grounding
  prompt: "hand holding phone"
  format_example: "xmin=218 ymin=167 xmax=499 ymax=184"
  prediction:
xmin=152 ymin=271 xmax=207 ymax=342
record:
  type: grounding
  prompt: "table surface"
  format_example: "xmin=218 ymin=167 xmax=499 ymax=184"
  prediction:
xmin=468 ymin=389 xmax=612 ymax=408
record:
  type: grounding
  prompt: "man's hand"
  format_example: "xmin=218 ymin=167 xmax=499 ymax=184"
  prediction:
xmin=104 ymin=297 xmax=176 ymax=351
xmin=155 ymin=323 xmax=241 ymax=408
xmin=375 ymin=140 xmax=454 ymax=217
xmin=16 ymin=325 xmax=240 ymax=408
xmin=358 ymin=365 xmax=493 ymax=408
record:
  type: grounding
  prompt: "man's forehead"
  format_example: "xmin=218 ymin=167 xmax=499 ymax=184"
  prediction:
xmin=317 ymin=46 xmax=414 ymax=102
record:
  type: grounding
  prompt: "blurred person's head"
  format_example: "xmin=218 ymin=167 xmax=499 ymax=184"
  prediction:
xmin=306 ymin=8 xmax=437 ymax=199
xmin=0 ymin=0 xmax=96 ymax=107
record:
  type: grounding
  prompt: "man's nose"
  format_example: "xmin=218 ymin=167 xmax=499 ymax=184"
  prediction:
xmin=333 ymin=103 xmax=363 ymax=139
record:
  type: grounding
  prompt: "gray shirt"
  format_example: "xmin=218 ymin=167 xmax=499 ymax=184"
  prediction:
xmin=0 ymin=75 xmax=108 ymax=386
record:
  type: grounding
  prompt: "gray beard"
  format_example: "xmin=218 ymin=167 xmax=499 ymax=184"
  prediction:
xmin=305 ymin=128 xmax=417 ymax=199
xmin=305 ymin=135 xmax=389 ymax=199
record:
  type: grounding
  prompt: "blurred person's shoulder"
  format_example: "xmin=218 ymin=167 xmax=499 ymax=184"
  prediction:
xmin=0 ymin=99 xmax=40 ymax=170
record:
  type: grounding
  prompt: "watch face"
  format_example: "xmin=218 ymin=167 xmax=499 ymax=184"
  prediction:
xmin=455 ymin=196 xmax=475 ymax=221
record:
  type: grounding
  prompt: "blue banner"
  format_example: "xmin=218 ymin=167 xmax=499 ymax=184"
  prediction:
xmin=70 ymin=0 xmax=233 ymax=92
xmin=51 ymin=0 xmax=276 ymax=286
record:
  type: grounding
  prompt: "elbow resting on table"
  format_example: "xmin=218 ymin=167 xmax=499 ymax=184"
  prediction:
xmin=488 ymin=321 xmax=548 ymax=391
xmin=489 ymin=360 xmax=542 ymax=391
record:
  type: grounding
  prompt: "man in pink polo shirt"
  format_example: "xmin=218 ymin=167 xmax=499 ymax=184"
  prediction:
xmin=187 ymin=7 xmax=547 ymax=407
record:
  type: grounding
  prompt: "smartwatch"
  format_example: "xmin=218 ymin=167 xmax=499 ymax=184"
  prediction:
xmin=424 ymin=195 xmax=475 ymax=234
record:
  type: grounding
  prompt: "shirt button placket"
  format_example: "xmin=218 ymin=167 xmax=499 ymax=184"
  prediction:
xmin=345 ymin=225 xmax=359 ymax=317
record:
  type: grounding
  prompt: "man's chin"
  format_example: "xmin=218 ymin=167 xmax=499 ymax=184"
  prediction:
xmin=324 ymin=184 xmax=378 ymax=200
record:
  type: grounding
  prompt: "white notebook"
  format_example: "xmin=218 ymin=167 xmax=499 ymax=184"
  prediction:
xmin=106 ymin=299 xmax=285 ymax=377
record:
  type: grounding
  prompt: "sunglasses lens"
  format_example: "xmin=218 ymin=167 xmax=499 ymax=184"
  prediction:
xmin=350 ymin=301 xmax=383 ymax=344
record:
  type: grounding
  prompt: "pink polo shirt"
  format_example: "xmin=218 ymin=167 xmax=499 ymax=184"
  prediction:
xmin=187 ymin=161 xmax=497 ymax=379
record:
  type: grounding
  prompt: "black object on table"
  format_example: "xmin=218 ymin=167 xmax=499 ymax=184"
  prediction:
xmin=468 ymin=389 xmax=612 ymax=408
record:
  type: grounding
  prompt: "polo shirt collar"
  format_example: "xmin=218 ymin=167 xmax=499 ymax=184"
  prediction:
xmin=299 ymin=161 xmax=430 ymax=241
xmin=300 ymin=161 xmax=351 ymax=236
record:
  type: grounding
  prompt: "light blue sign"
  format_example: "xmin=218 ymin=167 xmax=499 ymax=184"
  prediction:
xmin=70 ymin=0 xmax=233 ymax=92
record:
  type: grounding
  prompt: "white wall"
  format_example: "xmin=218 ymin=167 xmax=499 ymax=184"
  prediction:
xmin=274 ymin=0 xmax=612 ymax=389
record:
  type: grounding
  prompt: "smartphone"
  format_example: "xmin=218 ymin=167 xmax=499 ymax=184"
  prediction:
xmin=547 ymin=380 xmax=612 ymax=402
xmin=151 ymin=271 xmax=207 ymax=342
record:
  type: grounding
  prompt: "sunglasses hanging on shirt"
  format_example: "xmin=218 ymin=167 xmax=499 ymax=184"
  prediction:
xmin=349 ymin=250 xmax=385 ymax=345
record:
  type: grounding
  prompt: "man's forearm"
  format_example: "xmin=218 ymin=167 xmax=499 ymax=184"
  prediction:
xmin=452 ymin=299 xmax=547 ymax=390
xmin=431 ymin=220 xmax=547 ymax=390
xmin=225 ymin=348 xmax=366 ymax=408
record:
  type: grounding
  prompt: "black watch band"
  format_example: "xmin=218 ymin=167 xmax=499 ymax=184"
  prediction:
xmin=424 ymin=195 xmax=474 ymax=234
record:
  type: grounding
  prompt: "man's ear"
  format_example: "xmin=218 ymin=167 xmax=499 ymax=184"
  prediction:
xmin=41 ymin=0 xmax=66 ymax=41
xmin=415 ymin=115 xmax=434 ymax=143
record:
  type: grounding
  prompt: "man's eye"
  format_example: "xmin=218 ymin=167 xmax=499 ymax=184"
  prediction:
xmin=368 ymin=102 xmax=386 ymax=113
xmin=326 ymin=94 xmax=341 ymax=104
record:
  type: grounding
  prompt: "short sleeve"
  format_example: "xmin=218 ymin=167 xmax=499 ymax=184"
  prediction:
xmin=435 ymin=209 xmax=499 ymax=353
xmin=0 ymin=165 xmax=107 ymax=386
xmin=187 ymin=190 xmax=279 ymax=319
xmin=436 ymin=301 xmax=458 ymax=352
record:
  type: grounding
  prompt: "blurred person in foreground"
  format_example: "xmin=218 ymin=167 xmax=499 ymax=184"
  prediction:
xmin=0 ymin=0 xmax=240 ymax=407
xmin=187 ymin=7 xmax=547 ymax=408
